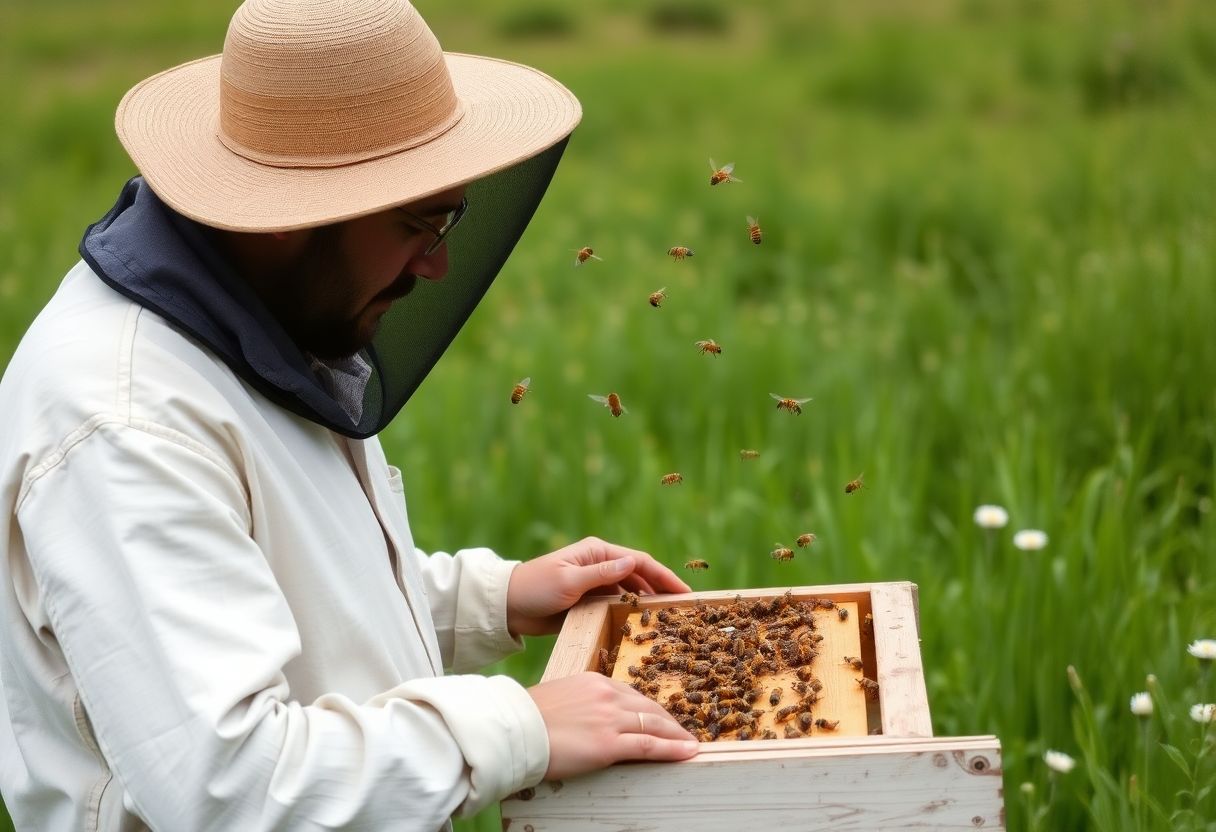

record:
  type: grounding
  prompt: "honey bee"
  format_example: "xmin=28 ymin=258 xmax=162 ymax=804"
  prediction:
xmin=838 ymin=607 xmax=849 ymax=622
xmin=717 ymin=712 xmax=754 ymax=732
xmin=621 ymin=592 xmax=639 ymax=607
xmin=573 ymin=246 xmax=602 ymax=266
xmin=770 ymin=393 xmax=813 ymax=415
xmin=844 ymin=473 xmax=865 ymax=494
xmin=770 ymin=544 xmax=795 ymax=562
xmin=746 ymin=216 xmax=762 ymax=245
xmin=761 ymin=729 xmax=779 ymax=740
xmin=640 ymin=608 xmax=653 ymax=626
xmin=739 ymin=449 xmax=760 ymax=460
xmin=508 ymin=376 xmax=532 ymax=404
xmin=843 ymin=656 xmax=864 ymax=671
xmin=661 ymin=472 xmax=684 ymax=485
xmin=783 ymin=724 xmax=802 ymax=739
xmin=648 ymin=287 xmax=668 ymax=307
xmin=633 ymin=631 xmax=659 ymax=644
xmin=621 ymin=621 xmax=632 ymax=637
xmin=769 ymin=687 xmax=783 ymax=707
xmin=694 ymin=339 xmax=722 ymax=356
xmin=795 ymin=533 xmax=816 ymax=548
xmin=684 ymin=559 xmax=710 ymax=571
xmin=774 ymin=704 xmax=800 ymax=723
xmin=589 ymin=392 xmax=628 ymax=417
xmin=797 ymin=712 xmax=815 ymax=732
xmin=667 ymin=245 xmax=695 ymax=261
xmin=708 ymin=159 xmax=741 ymax=186
xmin=863 ymin=613 xmax=874 ymax=636
xmin=814 ymin=718 xmax=839 ymax=731
xmin=857 ymin=676 xmax=880 ymax=700
xmin=597 ymin=647 xmax=611 ymax=676
xmin=737 ymin=727 xmax=753 ymax=741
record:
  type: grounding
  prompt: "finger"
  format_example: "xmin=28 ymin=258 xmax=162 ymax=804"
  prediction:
xmin=628 ymin=707 xmax=697 ymax=742
xmin=629 ymin=554 xmax=691 ymax=594
xmin=621 ymin=574 xmax=656 ymax=595
xmin=614 ymin=733 xmax=700 ymax=762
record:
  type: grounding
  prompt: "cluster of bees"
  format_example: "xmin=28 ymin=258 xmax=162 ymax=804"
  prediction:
xmin=599 ymin=590 xmax=880 ymax=742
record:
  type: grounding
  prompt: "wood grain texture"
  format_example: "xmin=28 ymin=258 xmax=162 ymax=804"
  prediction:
xmin=869 ymin=583 xmax=933 ymax=738
xmin=501 ymin=736 xmax=1004 ymax=830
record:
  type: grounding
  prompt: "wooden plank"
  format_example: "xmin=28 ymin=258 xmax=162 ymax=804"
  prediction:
xmin=869 ymin=582 xmax=933 ymax=738
xmin=501 ymin=736 xmax=1004 ymax=830
xmin=542 ymin=596 xmax=612 ymax=683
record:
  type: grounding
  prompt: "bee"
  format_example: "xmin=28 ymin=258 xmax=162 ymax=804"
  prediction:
xmin=737 ymin=727 xmax=753 ymax=741
xmin=761 ymin=728 xmax=779 ymax=740
xmin=843 ymin=656 xmax=864 ymax=671
xmin=795 ymin=533 xmax=816 ymax=548
xmin=863 ymin=613 xmax=874 ymax=637
xmin=694 ymin=339 xmax=722 ymax=356
xmin=783 ymin=724 xmax=803 ymax=739
xmin=667 ymin=245 xmax=695 ymax=261
xmin=739 ymin=449 xmax=760 ymax=461
xmin=507 ymin=376 xmax=532 ymax=405
xmin=770 ymin=393 xmax=813 ymax=415
xmin=717 ymin=712 xmax=754 ymax=732
xmin=774 ymin=704 xmax=800 ymax=722
xmin=838 ymin=607 xmax=849 ymax=622
xmin=709 ymin=158 xmax=741 ymax=186
xmin=621 ymin=621 xmax=632 ymax=637
xmin=573 ymin=246 xmax=602 ymax=266
xmin=857 ymin=676 xmax=880 ymax=700
xmin=589 ymin=392 xmax=628 ymax=417
xmin=769 ymin=687 xmax=783 ymax=707
xmin=597 ymin=647 xmax=611 ymax=676
xmin=633 ymin=631 xmax=659 ymax=644
xmin=770 ymin=544 xmax=794 ymax=562
xmin=648 ymin=287 xmax=668 ymax=307
xmin=640 ymin=608 xmax=653 ymax=626
xmin=797 ymin=712 xmax=815 ymax=732
xmin=661 ymin=472 xmax=684 ymax=485
xmin=746 ymin=215 xmax=762 ymax=245
xmin=621 ymin=592 xmax=639 ymax=607
xmin=814 ymin=718 xmax=839 ymax=731
xmin=845 ymin=473 xmax=865 ymax=494
xmin=684 ymin=559 xmax=710 ymax=571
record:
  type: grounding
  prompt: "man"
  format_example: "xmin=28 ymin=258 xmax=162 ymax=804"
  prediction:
xmin=0 ymin=0 xmax=698 ymax=828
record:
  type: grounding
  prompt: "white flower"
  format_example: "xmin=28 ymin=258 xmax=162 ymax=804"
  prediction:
xmin=1013 ymin=529 xmax=1049 ymax=551
xmin=1191 ymin=704 xmax=1215 ymax=724
xmin=1187 ymin=639 xmax=1216 ymax=662
xmin=1043 ymin=750 xmax=1076 ymax=773
xmin=973 ymin=505 xmax=1009 ymax=529
xmin=1129 ymin=692 xmax=1153 ymax=717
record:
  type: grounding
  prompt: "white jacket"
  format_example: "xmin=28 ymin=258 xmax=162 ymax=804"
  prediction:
xmin=0 ymin=262 xmax=550 ymax=830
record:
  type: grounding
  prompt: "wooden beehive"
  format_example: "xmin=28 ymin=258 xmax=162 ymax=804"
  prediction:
xmin=501 ymin=581 xmax=1005 ymax=831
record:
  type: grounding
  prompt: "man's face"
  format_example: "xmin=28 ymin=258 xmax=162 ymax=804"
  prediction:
xmin=259 ymin=186 xmax=466 ymax=359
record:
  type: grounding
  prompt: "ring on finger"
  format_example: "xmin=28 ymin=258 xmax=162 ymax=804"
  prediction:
xmin=637 ymin=711 xmax=646 ymax=732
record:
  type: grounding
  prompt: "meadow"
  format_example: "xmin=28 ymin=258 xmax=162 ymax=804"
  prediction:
xmin=2 ymin=0 xmax=1215 ymax=829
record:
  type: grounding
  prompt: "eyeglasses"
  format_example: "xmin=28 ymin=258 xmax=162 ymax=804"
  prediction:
xmin=398 ymin=196 xmax=469 ymax=256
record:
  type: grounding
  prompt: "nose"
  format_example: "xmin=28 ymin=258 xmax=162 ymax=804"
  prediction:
xmin=408 ymin=243 xmax=450 ymax=282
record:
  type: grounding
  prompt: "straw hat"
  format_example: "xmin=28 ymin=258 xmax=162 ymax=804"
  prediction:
xmin=115 ymin=0 xmax=581 ymax=232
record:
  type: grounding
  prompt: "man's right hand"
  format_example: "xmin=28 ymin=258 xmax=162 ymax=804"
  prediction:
xmin=527 ymin=672 xmax=700 ymax=780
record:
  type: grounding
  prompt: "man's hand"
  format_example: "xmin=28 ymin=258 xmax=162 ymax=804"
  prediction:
xmin=528 ymin=673 xmax=699 ymax=779
xmin=506 ymin=536 xmax=691 ymax=637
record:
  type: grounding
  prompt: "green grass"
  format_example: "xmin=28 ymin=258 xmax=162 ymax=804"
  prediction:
xmin=3 ymin=0 xmax=1215 ymax=829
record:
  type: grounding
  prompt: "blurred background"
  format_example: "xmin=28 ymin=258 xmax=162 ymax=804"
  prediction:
xmin=3 ymin=0 xmax=1215 ymax=829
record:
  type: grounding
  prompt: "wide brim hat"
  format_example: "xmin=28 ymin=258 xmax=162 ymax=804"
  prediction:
xmin=115 ymin=0 xmax=581 ymax=232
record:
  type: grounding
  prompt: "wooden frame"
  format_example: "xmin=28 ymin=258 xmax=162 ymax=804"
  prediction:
xmin=502 ymin=582 xmax=1005 ymax=831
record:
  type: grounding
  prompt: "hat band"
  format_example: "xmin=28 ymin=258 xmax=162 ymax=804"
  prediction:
xmin=216 ymin=98 xmax=467 ymax=169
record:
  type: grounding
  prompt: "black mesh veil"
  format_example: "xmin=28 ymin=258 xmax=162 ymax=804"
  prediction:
xmin=348 ymin=137 xmax=569 ymax=437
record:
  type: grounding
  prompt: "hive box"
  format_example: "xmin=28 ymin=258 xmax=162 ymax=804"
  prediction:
xmin=501 ymin=581 xmax=1005 ymax=831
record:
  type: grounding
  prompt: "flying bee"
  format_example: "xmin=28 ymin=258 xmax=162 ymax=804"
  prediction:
xmin=573 ymin=246 xmax=602 ymax=266
xmin=857 ymin=677 xmax=880 ymax=700
xmin=648 ymin=287 xmax=668 ymax=307
xmin=770 ymin=393 xmax=813 ymax=415
xmin=796 ymin=533 xmax=816 ymax=548
xmin=509 ymin=376 xmax=532 ymax=404
xmin=843 ymin=656 xmax=864 ymax=671
xmin=771 ymin=544 xmax=795 ymax=562
xmin=845 ymin=473 xmax=865 ymax=494
xmin=746 ymin=216 xmax=762 ymax=245
xmin=838 ymin=607 xmax=849 ymax=622
xmin=589 ymin=392 xmax=628 ymax=417
xmin=708 ymin=158 xmax=741 ymax=186
xmin=694 ymin=339 xmax=722 ymax=356
xmin=667 ymin=245 xmax=695 ymax=261
xmin=684 ymin=559 xmax=710 ymax=571
xmin=739 ymin=448 xmax=760 ymax=460
xmin=814 ymin=718 xmax=839 ymax=731
xmin=661 ymin=472 xmax=684 ymax=485
xmin=621 ymin=592 xmax=639 ymax=607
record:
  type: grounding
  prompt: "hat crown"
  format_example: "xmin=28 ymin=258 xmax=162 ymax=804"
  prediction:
xmin=218 ymin=0 xmax=461 ymax=167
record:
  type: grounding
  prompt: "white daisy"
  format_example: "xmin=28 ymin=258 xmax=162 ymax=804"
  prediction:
xmin=1191 ymin=703 xmax=1215 ymax=724
xmin=1043 ymin=749 xmax=1076 ymax=773
xmin=1129 ymin=692 xmax=1153 ymax=717
xmin=1013 ymin=529 xmax=1049 ymax=551
xmin=1187 ymin=639 xmax=1216 ymax=662
xmin=973 ymin=505 xmax=1009 ymax=529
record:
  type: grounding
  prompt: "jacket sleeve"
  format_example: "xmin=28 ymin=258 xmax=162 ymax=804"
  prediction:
xmin=17 ymin=419 xmax=548 ymax=830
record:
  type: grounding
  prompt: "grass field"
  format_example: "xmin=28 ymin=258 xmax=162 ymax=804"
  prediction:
xmin=3 ymin=0 xmax=1215 ymax=829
